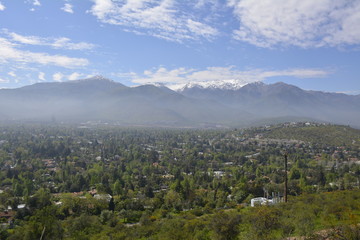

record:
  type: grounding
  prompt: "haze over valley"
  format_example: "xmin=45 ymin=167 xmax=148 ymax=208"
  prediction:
xmin=0 ymin=76 xmax=359 ymax=128
xmin=1 ymin=1 xmax=360 ymax=239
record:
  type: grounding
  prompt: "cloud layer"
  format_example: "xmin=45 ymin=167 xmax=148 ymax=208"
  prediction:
xmin=0 ymin=29 xmax=94 ymax=81
xmin=228 ymin=0 xmax=360 ymax=48
xmin=89 ymin=0 xmax=360 ymax=47
xmin=3 ymin=1 xmax=360 ymax=48
xmin=5 ymin=30 xmax=95 ymax=50
xmin=89 ymin=0 xmax=219 ymax=42
xmin=0 ymin=37 xmax=89 ymax=68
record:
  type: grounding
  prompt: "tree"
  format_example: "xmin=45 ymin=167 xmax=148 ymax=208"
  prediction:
xmin=27 ymin=188 xmax=52 ymax=210
xmin=246 ymin=206 xmax=281 ymax=240
xmin=164 ymin=190 xmax=182 ymax=211
xmin=210 ymin=211 xmax=241 ymax=240
xmin=109 ymin=197 xmax=115 ymax=212
xmin=9 ymin=206 xmax=64 ymax=240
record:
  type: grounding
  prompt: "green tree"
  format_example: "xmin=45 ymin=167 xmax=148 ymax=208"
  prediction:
xmin=210 ymin=211 xmax=241 ymax=240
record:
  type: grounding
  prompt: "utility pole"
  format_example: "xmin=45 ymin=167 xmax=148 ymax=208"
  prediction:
xmin=284 ymin=153 xmax=288 ymax=203
xmin=40 ymin=226 xmax=46 ymax=240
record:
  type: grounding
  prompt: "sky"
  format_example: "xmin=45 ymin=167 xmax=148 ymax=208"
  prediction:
xmin=0 ymin=0 xmax=359 ymax=94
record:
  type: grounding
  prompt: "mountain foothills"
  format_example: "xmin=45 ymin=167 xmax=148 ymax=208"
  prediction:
xmin=0 ymin=76 xmax=359 ymax=128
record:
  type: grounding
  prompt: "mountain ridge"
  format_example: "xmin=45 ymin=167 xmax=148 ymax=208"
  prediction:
xmin=0 ymin=76 xmax=358 ymax=128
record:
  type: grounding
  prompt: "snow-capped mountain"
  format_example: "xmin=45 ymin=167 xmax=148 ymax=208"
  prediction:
xmin=178 ymin=80 xmax=360 ymax=127
xmin=174 ymin=79 xmax=250 ymax=91
xmin=0 ymin=77 xmax=359 ymax=128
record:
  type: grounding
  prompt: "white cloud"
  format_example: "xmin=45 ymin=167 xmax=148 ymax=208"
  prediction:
xmin=52 ymin=72 xmax=84 ymax=82
xmin=38 ymin=72 xmax=45 ymax=81
xmin=53 ymin=72 xmax=64 ymax=82
xmin=51 ymin=37 xmax=95 ymax=50
xmin=5 ymin=31 xmax=95 ymax=50
xmin=8 ymin=32 xmax=42 ymax=45
xmin=0 ymin=78 xmax=9 ymax=83
xmin=33 ymin=0 xmax=41 ymax=6
xmin=186 ymin=19 xmax=218 ymax=38
xmin=128 ymin=66 xmax=329 ymax=90
xmin=89 ymin=0 xmax=219 ymax=42
xmin=0 ymin=2 xmax=5 ymax=11
xmin=228 ymin=0 xmax=360 ymax=48
xmin=61 ymin=3 xmax=74 ymax=14
xmin=68 ymin=72 xmax=82 ymax=80
xmin=8 ymin=71 xmax=16 ymax=77
xmin=0 ymin=37 xmax=89 ymax=68
xmin=194 ymin=0 xmax=218 ymax=9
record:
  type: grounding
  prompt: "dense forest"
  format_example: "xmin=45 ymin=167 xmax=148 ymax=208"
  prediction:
xmin=0 ymin=122 xmax=360 ymax=239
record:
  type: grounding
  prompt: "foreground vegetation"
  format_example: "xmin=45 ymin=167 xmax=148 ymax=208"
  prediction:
xmin=0 ymin=122 xmax=359 ymax=239
xmin=3 ymin=190 xmax=360 ymax=240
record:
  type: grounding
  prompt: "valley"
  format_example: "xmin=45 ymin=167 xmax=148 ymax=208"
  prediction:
xmin=0 ymin=122 xmax=359 ymax=239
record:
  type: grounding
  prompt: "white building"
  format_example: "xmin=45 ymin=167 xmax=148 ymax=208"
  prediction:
xmin=251 ymin=197 xmax=269 ymax=207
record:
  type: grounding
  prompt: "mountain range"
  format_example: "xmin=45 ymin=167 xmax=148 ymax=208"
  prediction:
xmin=0 ymin=76 xmax=359 ymax=128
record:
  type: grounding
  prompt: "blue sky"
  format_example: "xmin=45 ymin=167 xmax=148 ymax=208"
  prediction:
xmin=0 ymin=0 xmax=359 ymax=93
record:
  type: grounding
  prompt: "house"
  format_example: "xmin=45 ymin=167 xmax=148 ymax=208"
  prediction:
xmin=0 ymin=210 xmax=15 ymax=226
xmin=251 ymin=197 xmax=271 ymax=207
xmin=17 ymin=204 xmax=26 ymax=209
xmin=162 ymin=174 xmax=174 ymax=179
xmin=213 ymin=171 xmax=225 ymax=177
xmin=160 ymin=185 xmax=169 ymax=191
xmin=94 ymin=193 xmax=112 ymax=202
xmin=251 ymin=196 xmax=282 ymax=207
xmin=42 ymin=159 xmax=56 ymax=168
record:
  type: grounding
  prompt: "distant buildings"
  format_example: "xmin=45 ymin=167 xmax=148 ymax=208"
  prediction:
xmin=250 ymin=196 xmax=282 ymax=207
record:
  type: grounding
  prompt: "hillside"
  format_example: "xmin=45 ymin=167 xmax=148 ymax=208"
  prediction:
xmin=264 ymin=124 xmax=360 ymax=147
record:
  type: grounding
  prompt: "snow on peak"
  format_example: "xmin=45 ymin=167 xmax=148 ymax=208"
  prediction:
xmin=145 ymin=80 xmax=266 ymax=91
xmin=177 ymin=80 xmax=248 ymax=91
